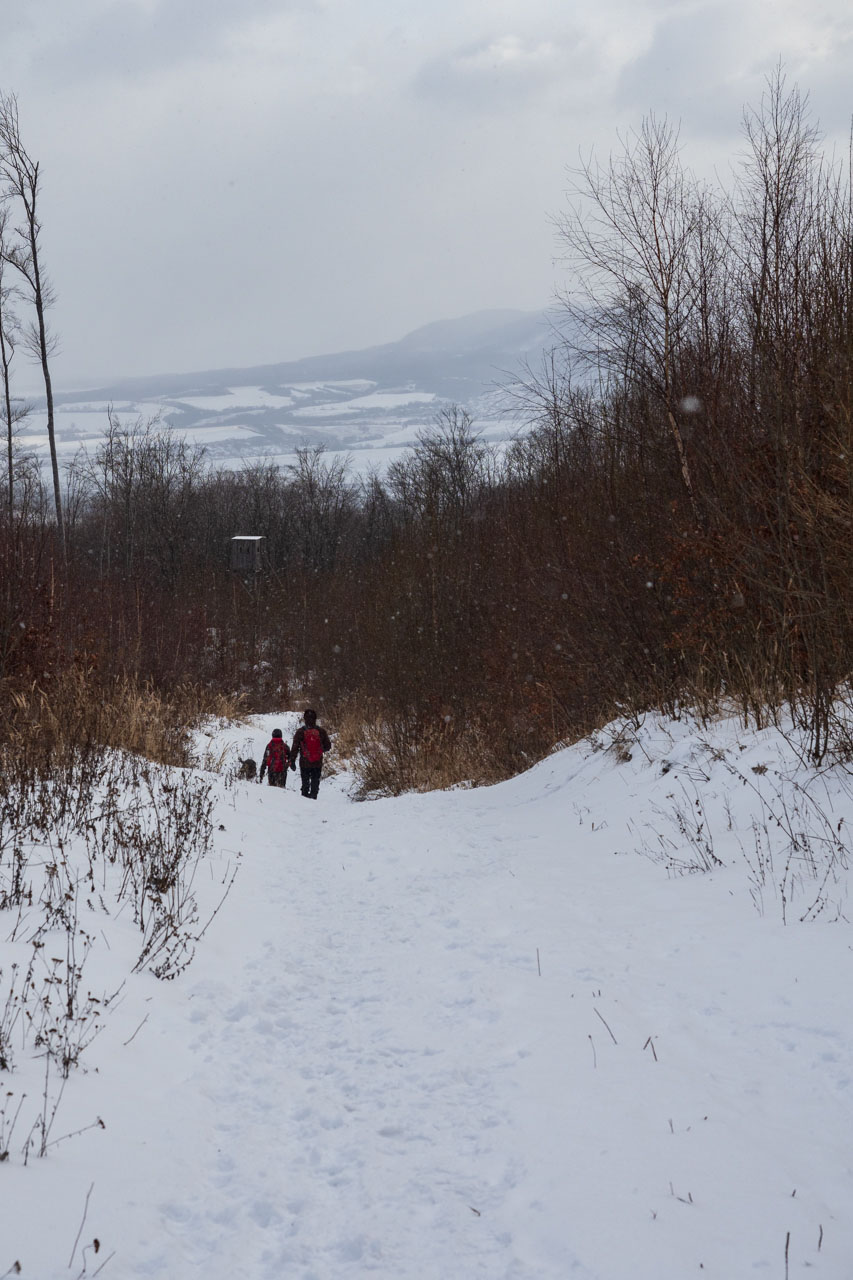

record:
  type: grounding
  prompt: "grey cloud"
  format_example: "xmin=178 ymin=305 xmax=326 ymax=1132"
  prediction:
xmin=19 ymin=0 xmax=306 ymax=84
xmin=413 ymin=32 xmax=595 ymax=112
xmin=616 ymin=6 xmax=853 ymax=144
xmin=614 ymin=5 xmax=751 ymax=137
xmin=793 ymin=38 xmax=853 ymax=142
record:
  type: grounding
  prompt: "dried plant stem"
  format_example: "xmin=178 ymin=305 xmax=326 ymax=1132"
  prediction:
xmin=68 ymin=1181 xmax=94 ymax=1269
xmin=594 ymin=1007 xmax=618 ymax=1045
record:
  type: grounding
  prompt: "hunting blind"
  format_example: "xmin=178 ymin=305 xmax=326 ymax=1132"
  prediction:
xmin=230 ymin=535 xmax=264 ymax=575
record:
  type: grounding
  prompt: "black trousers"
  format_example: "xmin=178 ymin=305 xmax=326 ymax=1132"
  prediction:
xmin=267 ymin=770 xmax=287 ymax=787
xmin=300 ymin=763 xmax=322 ymax=798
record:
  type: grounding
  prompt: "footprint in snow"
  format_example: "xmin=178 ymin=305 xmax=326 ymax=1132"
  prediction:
xmin=224 ymin=1000 xmax=250 ymax=1022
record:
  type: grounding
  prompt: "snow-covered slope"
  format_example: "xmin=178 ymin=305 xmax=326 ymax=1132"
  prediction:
xmin=2 ymin=711 xmax=852 ymax=1278
xmin=18 ymin=310 xmax=553 ymax=475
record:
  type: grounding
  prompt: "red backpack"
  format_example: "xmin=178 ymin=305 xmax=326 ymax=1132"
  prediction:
xmin=267 ymin=738 xmax=287 ymax=772
xmin=301 ymin=727 xmax=323 ymax=764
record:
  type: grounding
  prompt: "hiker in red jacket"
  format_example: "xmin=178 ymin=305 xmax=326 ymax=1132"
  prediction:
xmin=259 ymin=728 xmax=290 ymax=787
xmin=290 ymin=708 xmax=331 ymax=799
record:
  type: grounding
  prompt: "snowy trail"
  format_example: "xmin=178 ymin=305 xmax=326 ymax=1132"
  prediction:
xmin=7 ymin=715 xmax=853 ymax=1278
xmin=112 ymin=781 xmax=577 ymax=1279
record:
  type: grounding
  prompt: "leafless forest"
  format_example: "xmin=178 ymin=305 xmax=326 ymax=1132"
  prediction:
xmin=4 ymin=76 xmax=853 ymax=789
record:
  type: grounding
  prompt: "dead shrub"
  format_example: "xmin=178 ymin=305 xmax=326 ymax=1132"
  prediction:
xmin=0 ymin=669 xmax=245 ymax=770
xmin=338 ymin=703 xmax=511 ymax=797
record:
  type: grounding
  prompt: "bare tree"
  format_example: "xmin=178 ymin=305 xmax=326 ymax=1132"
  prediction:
xmin=0 ymin=92 xmax=63 ymax=555
xmin=0 ymin=206 xmax=16 ymax=520
xmin=553 ymin=115 xmax=712 ymax=529
xmin=0 ymin=203 xmax=30 ymax=522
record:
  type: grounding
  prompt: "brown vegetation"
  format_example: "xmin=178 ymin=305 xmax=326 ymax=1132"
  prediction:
xmin=3 ymin=74 xmax=853 ymax=789
xmin=0 ymin=670 xmax=244 ymax=771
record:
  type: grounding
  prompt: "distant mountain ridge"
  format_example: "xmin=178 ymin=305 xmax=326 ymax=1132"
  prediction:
xmin=23 ymin=309 xmax=557 ymax=475
xmin=53 ymin=308 xmax=552 ymax=407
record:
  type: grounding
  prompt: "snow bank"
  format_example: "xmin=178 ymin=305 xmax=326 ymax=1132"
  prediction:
xmin=1 ymin=712 xmax=851 ymax=1278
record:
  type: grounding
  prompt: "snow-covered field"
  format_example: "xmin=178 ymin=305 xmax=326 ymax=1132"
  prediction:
xmin=19 ymin=397 xmax=522 ymax=479
xmin=18 ymin=391 xmax=493 ymax=476
xmin=2 ymin=711 xmax=852 ymax=1278
xmin=14 ymin=308 xmax=548 ymax=477
xmin=292 ymin=392 xmax=438 ymax=419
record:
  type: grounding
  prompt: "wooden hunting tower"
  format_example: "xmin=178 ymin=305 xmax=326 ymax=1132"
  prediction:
xmin=230 ymin=535 xmax=264 ymax=575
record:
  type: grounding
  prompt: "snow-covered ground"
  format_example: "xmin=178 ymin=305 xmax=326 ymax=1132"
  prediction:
xmin=292 ymin=392 xmax=438 ymax=418
xmin=15 ymin=307 xmax=549 ymax=477
xmin=2 ymin=711 xmax=852 ymax=1278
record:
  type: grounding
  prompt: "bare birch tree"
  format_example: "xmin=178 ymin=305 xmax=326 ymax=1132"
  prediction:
xmin=0 ymin=93 xmax=63 ymax=555
xmin=0 ymin=203 xmax=30 ymax=521
xmin=553 ymin=116 xmax=713 ymax=529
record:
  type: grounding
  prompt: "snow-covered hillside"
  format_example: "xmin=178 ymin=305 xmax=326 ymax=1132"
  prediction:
xmin=17 ymin=310 xmax=551 ymax=476
xmin=2 ymin=710 xmax=852 ymax=1278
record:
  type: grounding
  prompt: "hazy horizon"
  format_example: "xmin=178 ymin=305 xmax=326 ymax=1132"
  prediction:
xmin=4 ymin=2 xmax=853 ymax=390
xmin=12 ymin=304 xmax=548 ymax=398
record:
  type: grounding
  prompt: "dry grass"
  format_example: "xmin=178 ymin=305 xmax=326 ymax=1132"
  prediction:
xmin=0 ymin=669 xmax=246 ymax=770
xmin=331 ymin=700 xmax=514 ymax=797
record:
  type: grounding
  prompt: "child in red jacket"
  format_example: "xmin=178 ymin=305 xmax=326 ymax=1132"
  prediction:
xmin=259 ymin=728 xmax=290 ymax=787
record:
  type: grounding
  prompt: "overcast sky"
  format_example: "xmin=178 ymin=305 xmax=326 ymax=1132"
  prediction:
xmin=3 ymin=0 xmax=853 ymax=388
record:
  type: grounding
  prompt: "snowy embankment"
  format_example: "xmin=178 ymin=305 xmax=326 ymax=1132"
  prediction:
xmin=2 ymin=712 xmax=852 ymax=1278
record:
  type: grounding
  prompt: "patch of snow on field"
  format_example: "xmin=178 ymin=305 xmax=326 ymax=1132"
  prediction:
xmin=293 ymin=390 xmax=437 ymax=418
xmin=168 ymin=424 xmax=269 ymax=444
xmin=176 ymin=387 xmax=298 ymax=411
xmin=22 ymin=410 xmax=109 ymax=443
xmin=2 ymin=710 xmax=852 ymax=1277
xmin=344 ymin=390 xmax=437 ymax=410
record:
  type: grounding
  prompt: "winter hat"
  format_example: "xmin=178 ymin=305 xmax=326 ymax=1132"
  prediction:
xmin=272 ymin=728 xmax=283 ymax=738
